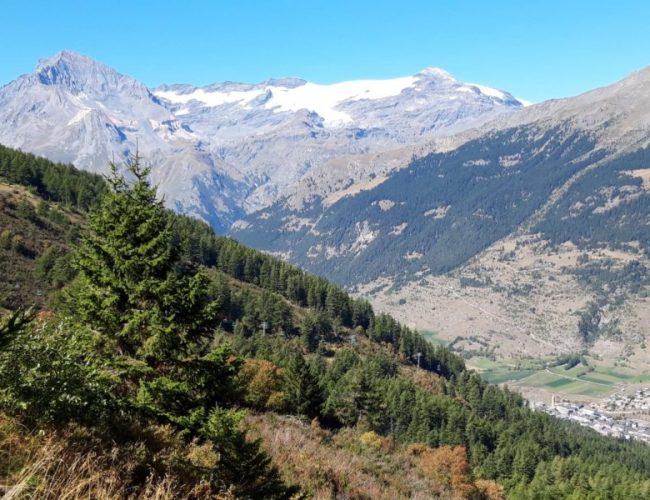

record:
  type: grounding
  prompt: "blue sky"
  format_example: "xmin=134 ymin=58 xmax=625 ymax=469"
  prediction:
xmin=3 ymin=0 xmax=650 ymax=102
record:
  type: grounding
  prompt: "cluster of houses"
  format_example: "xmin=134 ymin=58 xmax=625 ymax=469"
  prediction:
xmin=531 ymin=392 xmax=650 ymax=443
xmin=599 ymin=388 xmax=650 ymax=413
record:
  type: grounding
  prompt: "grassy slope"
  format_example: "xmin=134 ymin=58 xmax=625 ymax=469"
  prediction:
xmin=0 ymin=183 xmax=79 ymax=310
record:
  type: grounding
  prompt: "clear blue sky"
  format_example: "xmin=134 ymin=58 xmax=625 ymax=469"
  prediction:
xmin=3 ymin=0 xmax=650 ymax=102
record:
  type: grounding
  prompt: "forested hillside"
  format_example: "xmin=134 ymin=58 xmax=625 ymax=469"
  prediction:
xmin=1 ymin=146 xmax=650 ymax=498
xmin=0 ymin=144 xmax=106 ymax=308
xmin=536 ymin=144 xmax=650 ymax=253
xmin=233 ymin=124 xmax=608 ymax=286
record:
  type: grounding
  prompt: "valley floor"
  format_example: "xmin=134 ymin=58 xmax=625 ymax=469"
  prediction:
xmin=360 ymin=232 xmax=650 ymax=405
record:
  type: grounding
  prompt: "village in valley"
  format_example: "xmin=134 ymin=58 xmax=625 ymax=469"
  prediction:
xmin=531 ymin=388 xmax=650 ymax=443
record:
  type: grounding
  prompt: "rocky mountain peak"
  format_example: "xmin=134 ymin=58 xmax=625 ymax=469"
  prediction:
xmin=34 ymin=50 xmax=152 ymax=101
xmin=36 ymin=50 xmax=116 ymax=90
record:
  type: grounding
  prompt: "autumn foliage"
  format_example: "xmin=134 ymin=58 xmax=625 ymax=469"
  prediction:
xmin=416 ymin=444 xmax=504 ymax=500
xmin=238 ymin=358 xmax=286 ymax=411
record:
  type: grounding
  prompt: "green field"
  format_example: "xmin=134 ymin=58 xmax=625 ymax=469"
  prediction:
xmin=482 ymin=369 xmax=536 ymax=384
xmin=466 ymin=357 xmax=506 ymax=370
xmin=509 ymin=369 xmax=613 ymax=396
xmin=545 ymin=378 xmax=573 ymax=388
xmin=472 ymin=357 xmax=650 ymax=398
xmin=420 ymin=329 xmax=447 ymax=345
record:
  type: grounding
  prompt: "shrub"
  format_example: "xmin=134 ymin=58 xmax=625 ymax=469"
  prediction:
xmin=0 ymin=229 xmax=11 ymax=250
xmin=238 ymin=359 xmax=286 ymax=411
xmin=0 ymin=316 xmax=117 ymax=427
xmin=359 ymin=431 xmax=383 ymax=450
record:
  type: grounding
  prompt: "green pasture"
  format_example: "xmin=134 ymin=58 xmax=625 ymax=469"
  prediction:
xmin=472 ymin=357 xmax=650 ymax=398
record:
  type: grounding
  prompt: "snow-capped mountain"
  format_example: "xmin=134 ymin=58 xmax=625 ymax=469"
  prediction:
xmin=156 ymin=67 xmax=519 ymax=132
xmin=0 ymin=51 xmax=524 ymax=230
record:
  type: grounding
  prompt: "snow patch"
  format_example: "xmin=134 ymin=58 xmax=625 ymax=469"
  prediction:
xmin=418 ymin=67 xmax=455 ymax=80
xmin=67 ymin=108 xmax=91 ymax=126
xmin=467 ymin=83 xmax=507 ymax=100
xmin=156 ymin=88 xmax=260 ymax=107
xmin=155 ymin=75 xmax=418 ymax=127
xmin=390 ymin=222 xmax=408 ymax=235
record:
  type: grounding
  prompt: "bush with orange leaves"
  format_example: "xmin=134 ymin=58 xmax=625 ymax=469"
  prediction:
xmin=474 ymin=479 xmax=506 ymax=500
xmin=417 ymin=445 xmax=472 ymax=496
xmin=414 ymin=444 xmax=504 ymax=500
xmin=237 ymin=358 xmax=287 ymax=411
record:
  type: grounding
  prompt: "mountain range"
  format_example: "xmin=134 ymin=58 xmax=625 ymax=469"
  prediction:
xmin=0 ymin=50 xmax=522 ymax=232
xmin=3 ymin=50 xmax=650 ymax=379
xmin=233 ymin=64 xmax=650 ymax=285
xmin=4 ymin=46 xmax=650 ymax=471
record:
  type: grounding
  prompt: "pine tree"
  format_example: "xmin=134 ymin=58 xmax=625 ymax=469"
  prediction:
xmin=59 ymin=155 xmax=291 ymax=495
xmin=284 ymin=352 xmax=322 ymax=418
xmin=68 ymin=155 xmax=218 ymax=360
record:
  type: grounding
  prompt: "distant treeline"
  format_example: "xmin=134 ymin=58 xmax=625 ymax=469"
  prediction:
xmin=0 ymin=144 xmax=107 ymax=209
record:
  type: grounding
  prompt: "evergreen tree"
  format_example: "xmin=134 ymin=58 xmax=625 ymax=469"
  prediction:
xmin=58 ymin=155 xmax=291 ymax=495
xmin=300 ymin=310 xmax=331 ymax=352
xmin=67 ymin=155 xmax=218 ymax=360
xmin=201 ymin=407 xmax=295 ymax=499
xmin=284 ymin=352 xmax=322 ymax=418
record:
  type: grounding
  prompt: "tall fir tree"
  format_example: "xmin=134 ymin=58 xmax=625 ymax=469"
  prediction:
xmin=68 ymin=155 xmax=218 ymax=360
xmin=284 ymin=352 xmax=322 ymax=418
xmin=60 ymin=155 xmax=291 ymax=497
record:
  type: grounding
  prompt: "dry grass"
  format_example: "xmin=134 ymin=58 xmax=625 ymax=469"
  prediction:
xmin=248 ymin=413 xmax=504 ymax=499
xmin=0 ymin=416 xmax=233 ymax=500
xmin=0 ymin=410 xmax=505 ymax=499
xmin=248 ymin=413 xmax=447 ymax=499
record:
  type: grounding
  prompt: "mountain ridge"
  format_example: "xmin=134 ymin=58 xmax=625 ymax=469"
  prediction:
xmin=228 ymin=64 xmax=650 ymax=403
xmin=0 ymin=50 xmax=524 ymax=231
